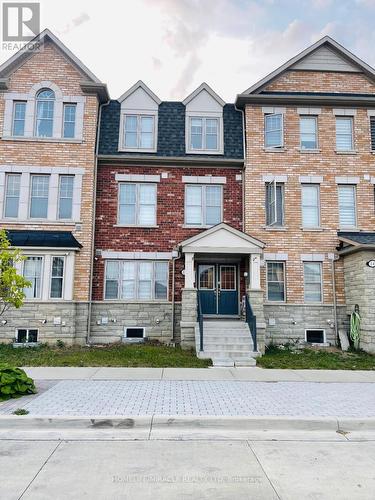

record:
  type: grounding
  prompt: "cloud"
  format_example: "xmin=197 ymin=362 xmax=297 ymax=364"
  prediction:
xmin=57 ymin=12 xmax=90 ymax=35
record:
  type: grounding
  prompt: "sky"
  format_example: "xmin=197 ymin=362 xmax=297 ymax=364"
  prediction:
xmin=1 ymin=0 xmax=375 ymax=102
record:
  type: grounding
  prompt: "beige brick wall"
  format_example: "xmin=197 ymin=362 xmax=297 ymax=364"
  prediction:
xmin=244 ymin=70 xmax=375 ymax=306
xmin=0 ymin=41 xmax=99 ymax=302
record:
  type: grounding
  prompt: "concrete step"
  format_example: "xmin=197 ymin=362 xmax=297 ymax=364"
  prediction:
xmin=234 ymin=358 xmax=257 ymax=367
xmin=199 ymin=344 xmax=254 ymax=352
xmin=211 ymin=358 xmax=235 ymax=367
xmin=200 ymin=350 xmax=258 ymax=359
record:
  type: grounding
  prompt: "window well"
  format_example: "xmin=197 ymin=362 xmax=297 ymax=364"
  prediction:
xmin=305 ymin=329 xmax=325 ymax=344
xmin=124 ymin=327 xmax=145 ymax=339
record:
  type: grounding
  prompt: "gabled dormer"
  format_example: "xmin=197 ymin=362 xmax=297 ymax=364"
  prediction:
xmin=118 ymin=81 xmax=161 ymax=153
xmin=183 ymin=83 xmax=225 ymax=155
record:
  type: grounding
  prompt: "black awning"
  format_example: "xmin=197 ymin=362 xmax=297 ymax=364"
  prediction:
xmin=338 ymin=232 xmax=375 ymax=245
xmin=6 ymin=230 xmax=82 ymax=249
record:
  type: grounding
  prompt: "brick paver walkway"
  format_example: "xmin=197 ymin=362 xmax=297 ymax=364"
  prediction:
xmin=2 ymin=380 xmax=375 ymax=417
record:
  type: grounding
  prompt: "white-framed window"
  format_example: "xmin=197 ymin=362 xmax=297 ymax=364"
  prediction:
xmin=30 ymin=175 xmax=49 ymax=219
xmin=185 ymin=184 xmax=222 ymax=226
xmin=12 ymin=101 xmax=26 ymax=136
xmin=265 ymin=181 xmax=284 ymax=226
xmin=300 ymin=116 xmax=318 ymax=150
xmin=265 ymin=113 xmax=283 ymax=148
xmin=35 ymin=89 xmax=55 ymax=138
xmin=187 ymin=117 xmax=220 ymax=152
xmin=23 ymin=256 xmax=43 ymax=299
xmin=338 ymin=185 xmax=356 ymax=228
xmin=266 ymin=262 xmax=286 ymax=302
xmin=122 ymin=114 xmax=156 ymax=151
xmin=4 ymin=173 xmax=21 ymax=218
xmin=63 ymin=104 xmax=76 ymax=139
xmin=303 ymin=262 xmax=322 ymax=303
xmin=58 ymin=175 xmax=74 ymax=220
xmin=104 ymin=261 xmax=169 ymax=300
xmin=16 ymin=328 xmax=38 ymax=344
xmin=301 ymin=184 xmax=320 ymax=228
xmin=118 ymin=183 xmax=157 ymax=226
xmin=50 ymin=256 xmax=65 ymax=299
xmin=336 ymin=116 xmax=354 ymax=151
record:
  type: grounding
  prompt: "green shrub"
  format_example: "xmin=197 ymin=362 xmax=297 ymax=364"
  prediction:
xmin=0 ymin=365 xmax=36 ymax=400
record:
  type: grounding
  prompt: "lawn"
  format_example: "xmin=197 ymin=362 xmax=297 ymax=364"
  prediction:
xmin=257 ymin=345 xmax=375 ymax=370
xmin=0 ymin=342 xmax=211 ymax=368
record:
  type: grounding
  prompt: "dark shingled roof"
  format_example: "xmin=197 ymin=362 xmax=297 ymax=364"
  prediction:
xmin=6 ymin=230 xmax=82 ymax=248
xmin=98 ymin=100 xmax=244 ymax=159
xmin=338 ymin=232 xmax=375 ymax=245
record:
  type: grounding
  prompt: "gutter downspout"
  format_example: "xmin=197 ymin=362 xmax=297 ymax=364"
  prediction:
xmin=170 ymin=250 xmax=180 ymax=345
xmin=331 ymin=254 xmax=339 ymax=344
xmin=86 ymin=98 xmax=110 ymax=345
xmin=235 ymin=103 xmax=246 ymax=232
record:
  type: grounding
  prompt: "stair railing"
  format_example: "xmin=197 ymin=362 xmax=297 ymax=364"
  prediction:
xmin=245 ymin=295 xmax=257 ymax=352
xmin=197 ymin=293 xmax=204 ymax=352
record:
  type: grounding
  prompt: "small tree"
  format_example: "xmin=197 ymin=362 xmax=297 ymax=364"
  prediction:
xmin=0 ymin=230 xmax=31 ymax=317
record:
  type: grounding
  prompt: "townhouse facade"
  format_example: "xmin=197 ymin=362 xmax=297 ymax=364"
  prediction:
xmin=1 ymin=31 xmax=375 ymax=357
xmin=0 ymin=30 xmax=108 ymax=345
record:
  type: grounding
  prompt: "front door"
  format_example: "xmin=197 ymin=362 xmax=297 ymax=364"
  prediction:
xmin=197 ymin=264 xmax=238 ymax=316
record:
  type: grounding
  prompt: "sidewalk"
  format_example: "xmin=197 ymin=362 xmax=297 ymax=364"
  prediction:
xmin=21 ymin=366 xmax=375 ymax=382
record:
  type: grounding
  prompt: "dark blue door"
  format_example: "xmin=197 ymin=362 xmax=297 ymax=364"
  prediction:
xmin=198 ymin=264 xmax=238 ymax=315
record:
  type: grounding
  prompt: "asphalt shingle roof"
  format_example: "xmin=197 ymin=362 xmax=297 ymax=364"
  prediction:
xmin=338 ymin=232 xmax=375 ymax=245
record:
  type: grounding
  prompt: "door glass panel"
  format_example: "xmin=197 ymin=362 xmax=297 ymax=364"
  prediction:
xmin=198 ymin=265 xmax=214 ymax=290
xmin=220 ymin=266 xmax=236 ymax=290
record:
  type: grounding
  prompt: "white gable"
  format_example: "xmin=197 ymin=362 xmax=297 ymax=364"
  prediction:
xmin=291 ymin=46 xmax=361 ymax=73
xmin=185 ymin=89 xmax=223 ymax=114
xmin=121 ymin=86 xmax=158 ymax=112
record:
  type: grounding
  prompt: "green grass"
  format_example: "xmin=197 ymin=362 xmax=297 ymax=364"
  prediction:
xmin=257 ymin=345 xmax=375 ymax=370
xmin=0 ymin=342 xmax=211 ymax=368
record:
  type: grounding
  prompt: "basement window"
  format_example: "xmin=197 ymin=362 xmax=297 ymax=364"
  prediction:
xmin=124 ymin=327 xmax=145 ymax=341
xmin=16 ymin=329 xmax=38 ymax=343
xmin=305 ymin=329 xmax=325 ymax=344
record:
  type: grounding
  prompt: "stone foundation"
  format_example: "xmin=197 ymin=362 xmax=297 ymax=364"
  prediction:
xmin=247 ymin=288 xmax=266 ymax=353
xmin=264 ymin=304 xmax=348 ymax=346
xmin=180 ymin=288 xmax=197 ymax=349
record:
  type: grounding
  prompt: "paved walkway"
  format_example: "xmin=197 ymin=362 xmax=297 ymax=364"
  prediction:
xmin=2 ymin=379 xmax=375 ymax=417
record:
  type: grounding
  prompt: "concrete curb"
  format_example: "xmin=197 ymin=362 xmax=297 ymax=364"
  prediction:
xmin=1 ymin=415 xmax=375 ymax=432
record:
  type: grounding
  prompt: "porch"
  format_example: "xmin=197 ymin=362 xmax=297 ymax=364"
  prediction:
xmin=178 ymin=223 xmax=266 ymax=365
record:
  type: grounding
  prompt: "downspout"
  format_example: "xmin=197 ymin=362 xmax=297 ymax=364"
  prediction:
xmin=86 ymin=98 xmax=110 ymax=345
xmin=170 ymin=249 xmax=180 ymax=345
xmin=331 ymin=254 xmax=339 ymax=344
xmin=235 ymin=103 xmax=246 ymax=232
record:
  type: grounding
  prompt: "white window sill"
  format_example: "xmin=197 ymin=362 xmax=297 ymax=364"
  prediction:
xmin=102 ymin=299 xmax=170 ymax=303
xmin=182 ymin=224 xmax=215 ymax=229
xmin=299 ymin=149 xmax=321 ymax=153
xmin=1 ymin=136 xmax=83 ymax=144
xmin=0 ymin=219 xmax=78 ymax=225
xmin=300 ymin=227 xmax=325 ymax=231
xmin=338 ymin=227 xmax=359 ymax=231
xmin=262 ymin=225 xmax=288 ymax=231
xmin=263 ymin=147 xmax=285 ymax=152
xmin=186 ymin=149 xmax=224 ymax=155
xmin=335 ymin=150 xmax=357 ymax=155
xmin=265 ymin=301 xmax=286 ymax=305
xmin=118 ymin=147 xmax=157 ymax=153
xmin=113 ymin=224 xmax=159 ymax=228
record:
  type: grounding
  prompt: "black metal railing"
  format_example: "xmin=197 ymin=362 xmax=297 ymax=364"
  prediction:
xmin=245 ymin=295 xmax=257 ymax=352
xmin=197 ymin=293 xmax=204 ymax=352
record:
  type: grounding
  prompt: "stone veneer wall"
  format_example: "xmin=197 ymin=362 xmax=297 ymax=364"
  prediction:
xmin=263 ymin=304 xmax=348 ymax=345
xmin=90 ymin=302 xmax=181 ymax=344
xmin=343 ymin=250 xmax=375 ymax=353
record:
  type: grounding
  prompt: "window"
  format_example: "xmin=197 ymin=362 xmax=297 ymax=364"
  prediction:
xmin=16 ymin=329 xmax=38 ymax=343
xmin=336 ymin=116 xmax=353 ymax=151
xmin=124 ymin=327 xmax=145 ymax=339
xmin=4 ymin=174 xmax=21 ymax=218
xmin=370 ymin=116 xmax=375 ymax=151
xmin=338 ymin=185 xmax=356 ymax=227
xmin=35 ymin=89 xmax=55 ymax=138
xmin=50 ymin=257 xmax=64 ymax=298
xmin=23 ymin=257 xmax=43 ymax=299
xmin=123 ymin=114 xmax=155 ymax=150
xmin=185 ymin=185 xmax=222 ymax=226
xmin=118 ymin=183 xmax=157 ymax=226
xmin=63 ymin=104 xmax=76 ymax=138
xmin=266 ymin=262 xmax=285 ymax=301
xmin=301 ymin=184 xmax=320 ymax=228
xmin=30 ymin=175 xmax=49 ymax=219
xmin=300 ymin=116 xmax=318 ymax=150
xmin=305 ymin=329 xmax=325 ymax=344
xmin=58 ymin=175 xmax=74 ymax=219
xmin=189 ymin=117 xmax=219 ymax=151
xmin=303 ymin=262 xmax=322 ymax=303
xmin=265 ymin=181 xmax=284 ymax=226
xmin=104 ymin=261 xmax=168 ymax=300
xmin=265 ymin=113 xmax=283 ymax=148
xmin=12 ymin=101 xmax=26 ymax=136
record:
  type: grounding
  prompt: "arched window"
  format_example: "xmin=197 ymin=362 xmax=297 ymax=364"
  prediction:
xmin=35 ymin=89 xmax=55 ymax=137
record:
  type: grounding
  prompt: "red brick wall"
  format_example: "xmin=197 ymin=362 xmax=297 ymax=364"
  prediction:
xmin=93 ymin=164 xmax=243 ymax=301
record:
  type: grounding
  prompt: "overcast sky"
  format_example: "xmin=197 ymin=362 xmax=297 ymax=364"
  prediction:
xmin=1 ymin=0 xmax=374 ymax=102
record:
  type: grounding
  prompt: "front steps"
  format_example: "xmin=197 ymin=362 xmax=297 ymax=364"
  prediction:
xmin=195 ymin=320 xmax=261 ymax=367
